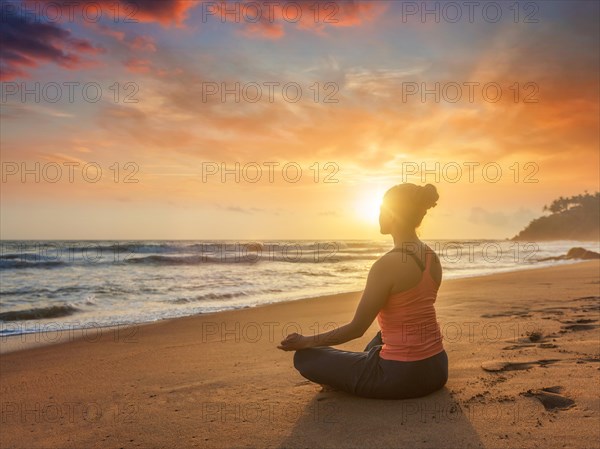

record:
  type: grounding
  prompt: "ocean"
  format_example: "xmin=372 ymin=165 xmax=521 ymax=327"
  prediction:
xmin=1 ymin=239 xmax=597 ymax=336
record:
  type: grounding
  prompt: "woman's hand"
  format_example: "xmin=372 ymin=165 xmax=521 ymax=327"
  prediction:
xmin=277 ymin=332 xmax=311 ymax=351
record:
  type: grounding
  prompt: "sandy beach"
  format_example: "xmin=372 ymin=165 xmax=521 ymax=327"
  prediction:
xmin=1 ymin=261 xmax=599 ymax=449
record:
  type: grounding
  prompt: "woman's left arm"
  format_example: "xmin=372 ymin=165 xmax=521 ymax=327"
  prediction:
xmin=278 ymin=258 xmax=392 ymax=351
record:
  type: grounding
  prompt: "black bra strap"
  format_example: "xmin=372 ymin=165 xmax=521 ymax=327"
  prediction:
xmin=387 ymin=248 xmax=425 ymax=271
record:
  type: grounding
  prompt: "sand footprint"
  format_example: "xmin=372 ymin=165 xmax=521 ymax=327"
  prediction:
xmin=502 ymin=343 xmax=536 ymax=350
xmin=480 ymin=310 xmax=531 ymax=318
xmin=560 ymin=323 xmax=599 ymax=332
xmin=482 ymin=357 xmax=599 ymax=373
xmin=481 ymin=359 xmax=559 ymax=372
xmin=501 ymin=328 xmax=560 ymax=350
xmin=522 ymin=386 xmax=575 ymax=411
xmin=574 ymin=296 xmax=600 ymax=312
xmin=502 ymin=343 xmax=560 ymax=350
xmin=561 ymin=318 xmax=598 ymax=323
xmin=538 ymin=342 xmax=559 ymax=348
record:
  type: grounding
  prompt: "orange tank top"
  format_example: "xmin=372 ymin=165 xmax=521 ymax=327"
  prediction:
xmin=377 ymin=249 xmax=444 ymax=362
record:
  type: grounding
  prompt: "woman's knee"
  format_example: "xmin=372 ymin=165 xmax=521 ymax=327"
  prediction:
xmin=293 ymin=348 xmax=314 ymax=375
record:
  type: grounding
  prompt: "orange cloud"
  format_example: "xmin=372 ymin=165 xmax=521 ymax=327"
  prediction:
xmin=209 ymin=0 xmax=388 ymax=39
xmin=122 ymin=0 xmax=194 ymax=27
xmin=124 ymin=57 xmax=152 ymax=73
xmin=129 ymin=35 xmax=157 ymax=52
xmin=86 ymin=22 xmax=126 ymax=41
xmin=23 ymin=0 xmax=195 ymax=27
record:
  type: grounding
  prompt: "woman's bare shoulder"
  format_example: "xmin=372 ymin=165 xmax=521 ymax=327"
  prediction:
xmin=375 ymin=248 xmax=420 ymax=273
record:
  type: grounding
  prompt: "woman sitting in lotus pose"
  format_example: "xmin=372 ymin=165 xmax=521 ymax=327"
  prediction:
xmin=278 ymin=183 xmax=448 ymax=400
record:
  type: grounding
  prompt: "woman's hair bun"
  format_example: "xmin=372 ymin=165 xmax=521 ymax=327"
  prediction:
xmin=420 ymin=184 xmax=439 ymax=209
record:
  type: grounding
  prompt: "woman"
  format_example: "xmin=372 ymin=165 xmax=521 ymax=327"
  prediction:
xmin=277 ymin=183 xmax=448 ymax=399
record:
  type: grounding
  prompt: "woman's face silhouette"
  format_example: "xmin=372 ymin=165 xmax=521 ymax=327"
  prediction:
xmin=379 ymin=190 xmax=412 ymax=235
xmin=379 ymin=202 xmax=394 ymax=234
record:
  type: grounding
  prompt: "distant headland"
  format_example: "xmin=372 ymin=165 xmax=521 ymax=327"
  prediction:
xmin=512 ymin=192 xmax=599 ymax=241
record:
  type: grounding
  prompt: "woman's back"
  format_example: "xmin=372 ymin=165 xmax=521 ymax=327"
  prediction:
xmin=377 ymin=247 xmax=444 ymax=362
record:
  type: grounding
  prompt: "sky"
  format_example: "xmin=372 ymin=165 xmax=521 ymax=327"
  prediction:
xmin=0 ymin=0 xmax=599 ymax=240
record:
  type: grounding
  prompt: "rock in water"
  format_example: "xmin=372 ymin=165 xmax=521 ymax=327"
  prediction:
xmin=565 ymin=247 xmax=600 ymax=260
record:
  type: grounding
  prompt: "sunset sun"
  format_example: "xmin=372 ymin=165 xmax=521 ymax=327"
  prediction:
xmin=354 ymin=189 xmax=385 ymax=223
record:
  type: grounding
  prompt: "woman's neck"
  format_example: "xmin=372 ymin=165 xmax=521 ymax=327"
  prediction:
xmin=391 ymin=230 xmax=420 ymax=248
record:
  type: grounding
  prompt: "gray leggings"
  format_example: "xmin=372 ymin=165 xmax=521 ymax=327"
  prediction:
xmin=293 ymin=331 xmax=448 ymax=399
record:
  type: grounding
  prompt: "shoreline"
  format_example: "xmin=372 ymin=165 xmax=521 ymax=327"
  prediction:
xmin=1 ymin=259 xmax=597 ymax=355
xmin=1 ymin=260 xmax=599 ymax=448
